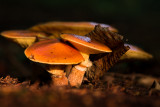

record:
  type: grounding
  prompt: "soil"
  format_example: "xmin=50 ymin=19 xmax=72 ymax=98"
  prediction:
xmin=0 ymin=59 xmax=160 ymax=107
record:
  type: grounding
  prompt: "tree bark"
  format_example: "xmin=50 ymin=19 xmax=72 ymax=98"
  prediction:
xmin=85 ymin=25 xmax=130 ymax=83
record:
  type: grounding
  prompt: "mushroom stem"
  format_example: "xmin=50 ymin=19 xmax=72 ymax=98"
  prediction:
xmin=68 ymin=65 xmax=87 ymax=87
xmin=68 ymin=57 xmax=92 ymax=88
xmin=79 ymin=52 xmax=92 ymax=67
xmin=47 ymin=65 xmax=68 ymax=86
xmin=65 ymin=65 xmax=73 ymax=77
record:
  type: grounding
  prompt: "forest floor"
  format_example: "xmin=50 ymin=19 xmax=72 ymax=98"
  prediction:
xmin=0 ymin=60 xmax=160 ymax=107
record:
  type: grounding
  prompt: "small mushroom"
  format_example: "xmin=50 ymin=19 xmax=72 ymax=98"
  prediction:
xmin=60 ymin=34 xmax=112 ymax=87
xmin=1 ymin=30 xmax=47 ymax=48
xmin=29 ymin=21 xmax=118 ymax=37
xmin=120 ymin=44 xmax=153 ymax=60
xmin=24 ymin=39 xmax=84 ymax=86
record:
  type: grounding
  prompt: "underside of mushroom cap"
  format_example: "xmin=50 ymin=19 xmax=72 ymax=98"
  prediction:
xmin=121 ymin=44 xmax=153 ymax=60
xmin=24 ymin=39 xmax=84 ymax=64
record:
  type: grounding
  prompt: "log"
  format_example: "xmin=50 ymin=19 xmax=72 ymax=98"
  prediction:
xmin=85 ymin=25 xmax=129 ymax=83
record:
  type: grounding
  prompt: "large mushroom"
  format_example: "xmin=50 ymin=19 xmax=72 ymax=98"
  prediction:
xmin=29 ymin=21 xmax=118 ymax=37
xmin=24 ymin=39 xmax=84 ymax=86
xmin=60 ymin=34 xmax=112 ymax=87
xmin=1 ymin=30 xmax=47 ymax=48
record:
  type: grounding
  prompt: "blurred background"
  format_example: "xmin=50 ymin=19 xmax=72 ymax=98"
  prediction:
xmin=0 ymin=0 xmax=160 ymax=81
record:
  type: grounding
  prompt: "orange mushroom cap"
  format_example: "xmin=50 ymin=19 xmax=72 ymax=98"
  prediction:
xmin=60 ymin=34 xmax=112 ymax=54
xmin=120 ymin=44 xmax=153 ymax=60
xmin=24 ymin=39 xmax=84 ymax=64
xmin=1 ymin=30 xmax=46 ymax=38
xmin=30 ymin=21 xmax=118 ymax=36
xmin=1 ymin=30 xmax=47 ymax=48
xmin=43 ymin=22 xmax=117 ymax=32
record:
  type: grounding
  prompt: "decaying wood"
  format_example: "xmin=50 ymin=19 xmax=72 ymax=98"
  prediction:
xmin=85 ymin=25 xmax=130 ymax=83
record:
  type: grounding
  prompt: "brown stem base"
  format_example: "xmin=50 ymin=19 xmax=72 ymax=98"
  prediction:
xmin=68 ymin=67 xmax=86 ymax=88
xmin=52 ymin=74 xmax=68 ymax=87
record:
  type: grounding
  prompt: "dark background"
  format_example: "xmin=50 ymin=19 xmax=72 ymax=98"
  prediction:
xmin=0 ymin=0 xmax=160 ymax=80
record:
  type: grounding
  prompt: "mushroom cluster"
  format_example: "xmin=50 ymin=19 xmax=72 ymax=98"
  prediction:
xmin=24 ymin=34 xmax=112 ymax=87
xmin=0 ymin=21 xmax=153 ymax=87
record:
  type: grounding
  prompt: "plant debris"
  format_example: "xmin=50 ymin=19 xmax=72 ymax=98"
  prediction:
xmin=0 ymin=76 xmax=18 ymax=86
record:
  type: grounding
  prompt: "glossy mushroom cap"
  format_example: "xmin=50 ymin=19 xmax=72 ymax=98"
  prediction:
xmin=24 ymin=39 xmax=84 ymax=64
xmin=60 ymin=34 xmax=112 ymax=54
xmin=29 ymin=21 xmax=118 ymax=36
xmin=120 ymin=44 xmax=153 ymax=60
xmin=1 ymin=30 xmax=47 ymax=48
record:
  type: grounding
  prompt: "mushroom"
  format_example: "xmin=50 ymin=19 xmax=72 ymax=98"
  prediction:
xmin=1 ymin=30 xmax=47 ymax=48
xmin=60 ymin=34 xmax=112 ymax=87
xmin=24 ymin=39 xmax=84 ymax=86
xmin=29 ymin=21 xmax=118 ymax=37
xmin=120 ymin=44 xmax=153 ymax=60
